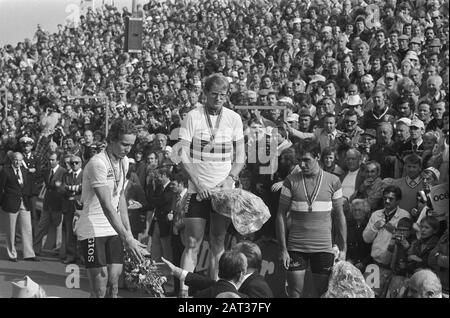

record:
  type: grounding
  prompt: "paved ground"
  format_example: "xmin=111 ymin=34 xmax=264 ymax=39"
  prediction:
xmin=0 ymin=230 xmax=156 ymax=298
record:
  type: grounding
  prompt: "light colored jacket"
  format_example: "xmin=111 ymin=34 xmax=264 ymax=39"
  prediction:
xmin=363 ymin=207 xmax=410 ymax=265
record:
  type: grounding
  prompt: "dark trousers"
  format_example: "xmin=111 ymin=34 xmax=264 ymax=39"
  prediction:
xmin=62 ymin=201 xmax=78 ymax=260
xmin=33 ymin=208 xmax=62 ymax=254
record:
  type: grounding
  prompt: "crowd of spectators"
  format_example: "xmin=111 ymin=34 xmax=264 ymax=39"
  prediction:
xmin=0 ymin=0 xmax=448 ymax=298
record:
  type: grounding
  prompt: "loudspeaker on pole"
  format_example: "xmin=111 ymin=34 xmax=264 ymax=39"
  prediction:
xmin=124 ymin=17 xmax=143 ymax=53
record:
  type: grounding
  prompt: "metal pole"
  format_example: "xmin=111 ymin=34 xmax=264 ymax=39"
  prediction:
xmin=105 ymin=97 xmax=109 ymax=137
xmin=132 ymin=0 xmax=137 ymax=17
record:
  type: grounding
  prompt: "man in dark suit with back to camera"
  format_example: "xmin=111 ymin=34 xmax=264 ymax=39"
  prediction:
xmin=162 ymin=241 xmax=274 ymax=298
xmin=194 ymin=250 xmax=248 ymax=298
xmin=0 ymin=152 xmax=39 ymax=262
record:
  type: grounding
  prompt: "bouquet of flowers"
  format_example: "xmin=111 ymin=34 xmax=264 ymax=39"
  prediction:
xmin=123 ymin=250 xmax=167 ymax=298
xmin=209 ymin=188 xmax=271 ymax=236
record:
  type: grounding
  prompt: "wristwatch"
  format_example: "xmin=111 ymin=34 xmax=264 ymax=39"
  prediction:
xmin=228 ymin=173 xmax=239 ymax=182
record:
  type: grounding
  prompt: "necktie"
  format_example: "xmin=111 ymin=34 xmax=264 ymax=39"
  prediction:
xmin=49 ymin=169 xmax=54 ymax=183
xmin=16 ymin=168 xmax=23 ymax=185
xmin=176 ymin=194 xmax=182 ymax=209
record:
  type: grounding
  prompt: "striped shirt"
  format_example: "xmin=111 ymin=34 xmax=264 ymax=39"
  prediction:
xmin=179 ymin=105 xmax=244 ymax=193
xmin=279 ymin=170 xmax=343 ymax=253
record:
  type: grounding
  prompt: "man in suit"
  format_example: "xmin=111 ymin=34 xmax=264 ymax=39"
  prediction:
xmin=33 ymin=152 xmax=66 ymax=255
xmin=340 ymin=148 xmax=364 ymax=201
xmin=19 ymin=137 xmax=41 ymax=232
xmin=195 ymin=250 xmax=248 ymax=298
xmin=0 ymin=152 xmax=39 ymax=262
xmin=60 ymin=155 xmax=83 ymax=264
xmin=149 ymin=166 xmax=176 ymax=262
xmin=162 ymin=241 xmax=274 ymax=298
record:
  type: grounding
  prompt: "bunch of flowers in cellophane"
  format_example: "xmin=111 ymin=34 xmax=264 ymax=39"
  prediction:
xmin=123 ymin=249 xmax=167 ymax=298
xmin=209 ymin=188 xmax=271 ymax=235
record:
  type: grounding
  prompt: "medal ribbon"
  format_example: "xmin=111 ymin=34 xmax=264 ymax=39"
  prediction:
xmin=105 ymin=150 xmax=123 ymax=196
xmin=204 ymin=106 xmax=223 ymax=143
xmin=302 ymin=169 xmax=323 ymax=212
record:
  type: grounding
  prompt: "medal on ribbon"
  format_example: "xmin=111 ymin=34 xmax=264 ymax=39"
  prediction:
xmin=204 ymin=107 xmax=223 ymax=145
xmin=302 ymin=170 xmax=323 ymax=212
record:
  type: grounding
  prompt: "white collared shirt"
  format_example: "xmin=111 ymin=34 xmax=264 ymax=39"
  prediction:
xmin=179 ymin=188 xmax=187 ymax=199
xmin=73 ymin=168 xmax=82 ymax=178
xmin=163 ymin=180 xmax=171 ymax=191
xmin=14 ymin=166 xmax=23 ymax=184
xmin=52 ymin=165 xmax=60 ymax=175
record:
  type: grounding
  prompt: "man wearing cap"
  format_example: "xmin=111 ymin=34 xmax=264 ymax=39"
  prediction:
xmin=409 ymin=37 xmax=422 ymax=54
xmin=393 ymin=118 xmax=412 ymax=157
xmin=426 ymin=38 xmax=442 ymax=55
xmin=361 ymin=87 xmax=396 ymax=130
xmin=398 ymin=119 xmax=425 ymax=159
xmin=342 ymin=94 xmax=364 ymax=118
xmin=397 ymin=34 xmax=410 ymax=61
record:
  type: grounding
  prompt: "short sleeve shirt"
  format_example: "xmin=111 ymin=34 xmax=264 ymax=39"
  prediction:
xmin=179 ymin=106 xmax=244 ymax=193
xmin=279 ymin=170 xmax=343 ymax=253
xmin=77 ymin=151 xmax=129 ymax=240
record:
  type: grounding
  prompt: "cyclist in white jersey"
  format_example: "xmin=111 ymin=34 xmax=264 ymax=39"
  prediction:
xmin=77 ymin=119 xmax=144 ymax=298
xmin=178 ymin=73 xmax=245 ymax=290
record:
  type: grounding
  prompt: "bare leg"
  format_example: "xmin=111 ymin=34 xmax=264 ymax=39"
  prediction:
xmin=180 ymin=218 xmax=206 ymax=295
xmin=286 ymin=270 xmax=306 ymax=298
xmin=86 ymin=267 xmax=108 ymax=298
xmin=106 ymin=264 xmax=123 ymax=298
xmin=209 ymin=213 xmax=231 ymax=280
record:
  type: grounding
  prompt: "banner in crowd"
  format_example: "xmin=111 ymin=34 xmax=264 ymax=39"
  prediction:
xmin=428 ymin=183 xmax=449 ymax=221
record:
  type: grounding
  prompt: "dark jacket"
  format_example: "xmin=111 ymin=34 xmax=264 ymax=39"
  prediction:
xmin=238 ymin=272 xmax=274 ymax=298
xmin=185 ymin=271 xmax=273 ymax=298
xmin=153 ymin=183 xmax=175 ymax=222
xmin=0 ymin=166 xmax=32 ymax=212
xmin=42 ymin=165 xmax=66 ymax=212
xmin=22 ymin=151 xmax=41 ymax=196
xmin=194 ymin=279 xmax=247 ymax=298
xmin=369 ymin=141 xmax=397 ymax=179
xmin=61 ymin=169 xmax=83 ymax=213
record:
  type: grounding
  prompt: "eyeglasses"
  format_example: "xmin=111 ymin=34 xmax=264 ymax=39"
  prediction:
xmin=70 ymin=161 xmax=81 ymax=165
xmin=345 ymin=120 xmax=356 ymax=124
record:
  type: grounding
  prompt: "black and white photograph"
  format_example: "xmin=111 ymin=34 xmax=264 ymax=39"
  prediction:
xmin=0 ymin=0 xmax=448 ymax=301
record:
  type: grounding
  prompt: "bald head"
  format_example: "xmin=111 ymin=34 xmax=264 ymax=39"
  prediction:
xmin=12 ymin=152 xmax=23 ymax=168
xmin=408 ymin=269 xmax=442 ymax=298
xmin=345 ymin=148 xmax=361 ymax=172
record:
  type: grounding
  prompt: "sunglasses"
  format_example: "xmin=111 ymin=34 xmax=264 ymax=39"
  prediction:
xmin=70 ymin=161 xmax=81 ymax=165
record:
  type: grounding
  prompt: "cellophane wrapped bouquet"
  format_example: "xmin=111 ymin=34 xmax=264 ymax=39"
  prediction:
xmin=209 ymin=188 xmax=271 ymax=235
xmin=123 ymin=249 xmax=167 ymax=298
